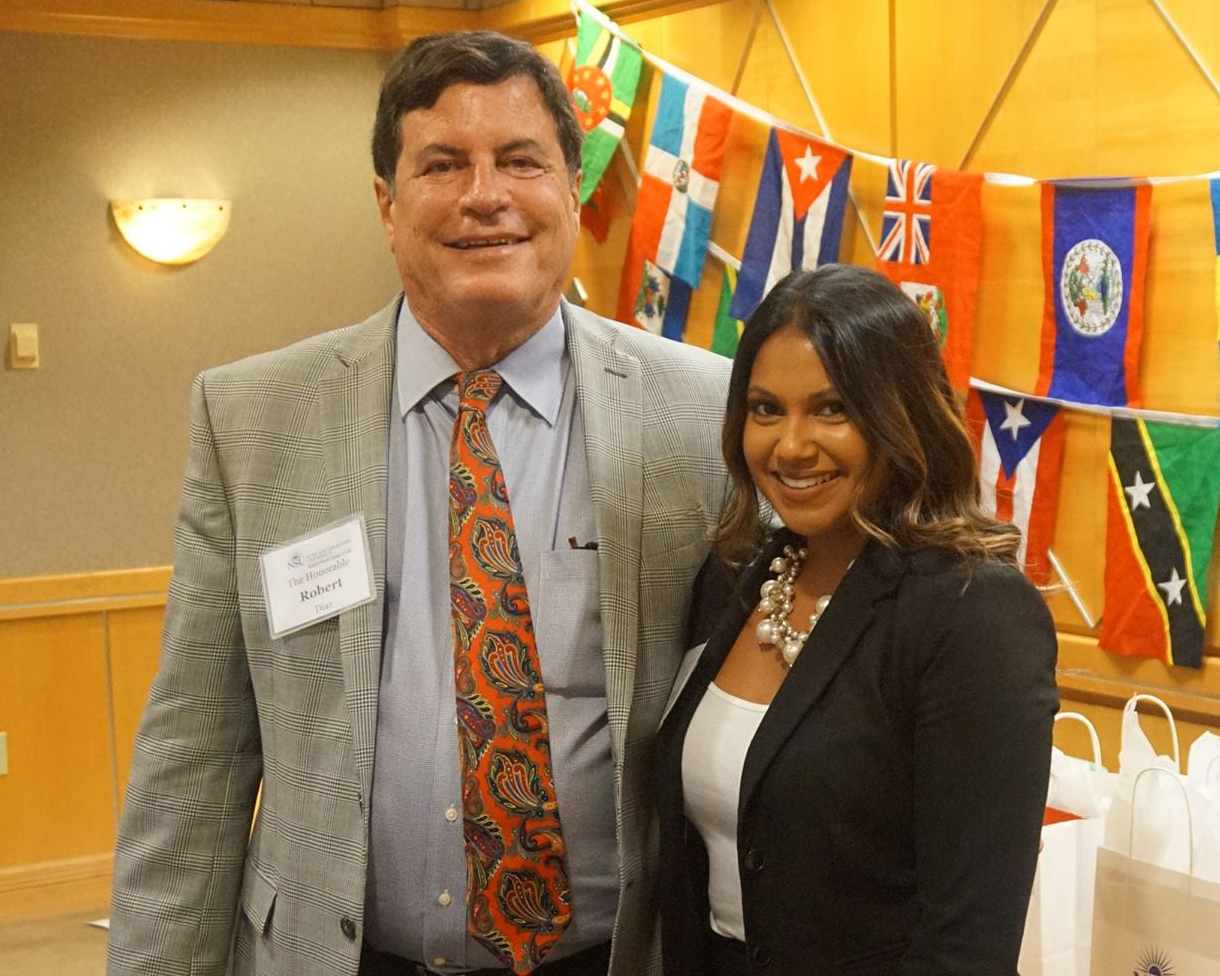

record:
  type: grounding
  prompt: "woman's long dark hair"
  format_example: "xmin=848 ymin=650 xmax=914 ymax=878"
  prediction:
xmin=715 ymin=264 xmax=1021 ymax=566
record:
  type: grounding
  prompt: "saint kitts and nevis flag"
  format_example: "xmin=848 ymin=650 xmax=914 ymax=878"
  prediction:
xmin=1101 ymin=418 xmax=1220 ymax=668
xmin=1036 ymin=181 xmax=1152 ymax=407
xmin=965 ymin=390 xmax=1066 ymax=585
xmin=729 ymin=128 xmax=852 ymax=321
xmin=617 ymin=73 xmax=732 ymax=330
xmin=876 ymin=159 xmax=983 ymax=392
xmin=566 ymin=11 xmax=642 ymax=204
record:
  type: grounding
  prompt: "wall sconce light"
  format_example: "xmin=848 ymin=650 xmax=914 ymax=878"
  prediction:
xmin=110 ymin=198 xmax=231 ymax=265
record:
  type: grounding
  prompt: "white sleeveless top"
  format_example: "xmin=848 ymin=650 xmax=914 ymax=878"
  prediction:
xmin=680 ymin=682 xmax=769 ymax=940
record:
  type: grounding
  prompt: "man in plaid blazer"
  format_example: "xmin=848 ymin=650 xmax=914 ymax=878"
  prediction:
xmin=108 ymin=30 xmax=729 ymax=976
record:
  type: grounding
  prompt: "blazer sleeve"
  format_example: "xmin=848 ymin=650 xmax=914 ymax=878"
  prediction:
xmin=900 ymin=562 xmax=1058 ymax=976
xmin=108 ymin=373 xmax=263 ymax=976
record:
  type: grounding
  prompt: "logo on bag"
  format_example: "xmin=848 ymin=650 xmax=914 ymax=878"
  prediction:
xmin=1134 ymin=945 xmax=1175 ymax=975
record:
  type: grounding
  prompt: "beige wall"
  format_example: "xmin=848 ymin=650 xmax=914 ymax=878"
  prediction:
xmin=0 ymin=31 xmax=400 ymax=577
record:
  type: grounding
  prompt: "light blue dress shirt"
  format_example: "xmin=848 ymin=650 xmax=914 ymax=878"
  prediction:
xmin=365 ymin=300 xmax=618 ymax=970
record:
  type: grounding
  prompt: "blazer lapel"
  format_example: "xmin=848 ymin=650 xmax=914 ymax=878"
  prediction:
xmin=317 ymin=299 xmax=396 ymax=805
xmin=565 ymin=303 xmax=642 ymax=767
xmin=739 ymin=539 xmax=905 ymax=818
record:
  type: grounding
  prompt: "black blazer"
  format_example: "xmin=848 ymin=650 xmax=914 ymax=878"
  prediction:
xmin=655 ymin=533 xmax=1059 ymax=976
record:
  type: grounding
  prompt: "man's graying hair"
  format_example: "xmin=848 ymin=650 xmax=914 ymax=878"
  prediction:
xmin=372 ymin=31 xmax=584 ymax=194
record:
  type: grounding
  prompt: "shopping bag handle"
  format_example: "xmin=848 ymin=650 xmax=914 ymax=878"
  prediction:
xmin=1122 ymin=693 xmax=1180 ymax=770
xmin=1127 ymin=766 xmax=1194 ymax=877
xmin=1053 ymin=711 xmax=1103 ymax=767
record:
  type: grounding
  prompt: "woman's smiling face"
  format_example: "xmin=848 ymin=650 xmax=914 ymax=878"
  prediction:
xmin=742 ymin=325 xmax=879 ymax=548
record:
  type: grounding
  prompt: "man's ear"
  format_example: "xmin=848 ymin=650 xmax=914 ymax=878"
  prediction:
xmin=571 ymin=169 xmax=582 ymax=222
xmin=373 ymin=176 xmax=395 ymax=246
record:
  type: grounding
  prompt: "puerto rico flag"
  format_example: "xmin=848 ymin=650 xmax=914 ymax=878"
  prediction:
xmin=1035 ymin=182 xmax=1151 ymax=407
xmin=876 ymin=160 xmax=982 ymax=392
xmin=966 ymin=390 xmax=1066 ymax=585
xmin=729 ymin=128 xmax=852 ymax=321
xmin=615 ymin=74 xmax=731 ymax=323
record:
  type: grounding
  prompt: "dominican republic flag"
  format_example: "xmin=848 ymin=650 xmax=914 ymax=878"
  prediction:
xmin=876 ymin=160 xmax=982 ymax=392
xmin=728 ymin=128 xmax=851 ymax=321
xmin=1035 ymin=182 xmax=1151 ymax=407
xmin=1101 ymin=418 xmax=1220 ymax=668
xmin=965 ymin=390 xmax=1065 ymax=585
xmin=615 ymin=74 xmax=731 ymax=323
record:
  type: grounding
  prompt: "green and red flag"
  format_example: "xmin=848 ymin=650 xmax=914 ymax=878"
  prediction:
xmin=709 ymin=265 xmax=742 ymax=358
xmin=1100 ymin=418 xmax=1220 ymax=668
xmin=567 ymin=11 xmax=642 ymax=204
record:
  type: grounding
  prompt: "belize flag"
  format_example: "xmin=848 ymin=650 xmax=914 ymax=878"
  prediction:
xmin=615 ymin=73 xmax=730 ymax=324
xmin=966 ymin=389 xmax=1066 ymax=585
xmin=729 ymin=127 xmax=852 ymax=321
xmin=1035 ymin=182 xmax=1151 ymax=407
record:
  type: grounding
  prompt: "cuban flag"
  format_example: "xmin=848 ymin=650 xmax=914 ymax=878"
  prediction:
xmin=966 ymin=390 xmax=1066 ymax=585
xmin=729 ymin=128 xmax=852 ymax=321
xmin=1035 ymin=182 xmax=1151 ymax=407
xmin=879 ymin=160 xmax=934 ymax=265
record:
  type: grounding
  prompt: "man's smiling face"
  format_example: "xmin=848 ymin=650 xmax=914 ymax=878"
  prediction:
xmin=375 ymin=75 xmax=580 ymax=339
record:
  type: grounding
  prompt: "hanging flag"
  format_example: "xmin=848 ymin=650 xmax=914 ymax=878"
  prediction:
xmin=729 ymin=128 xmax=852 ymax=321
xmin=614 ymin=73 xmax=731 ymax=323
xmin=627 ymin=258 xmax=692 ymax=340
xmin=876 ymin=160 xmax=983 ymax=392
xmin=965 ymin=390 xmax=1066 ymax=585
xmin=1035 ymin=182 xmax=1151 ymax=407
xmin=1100 ymin=418 xmax=1220 ymax=668
xmin=567 ymin=11 xmax=642 ymax=205
xmin=710 ymin=265 xmax=742 ymax=357
xmin=580 ymin=182 xmax=612 ymax=243
xmin=1210 ymin=178 xmax=1220 ymax=412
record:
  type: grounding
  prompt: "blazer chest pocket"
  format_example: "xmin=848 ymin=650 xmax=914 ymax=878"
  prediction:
xmin=533 ymin=549 xmax=603 ymax=697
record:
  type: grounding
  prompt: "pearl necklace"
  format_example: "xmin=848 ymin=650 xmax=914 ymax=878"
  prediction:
xmin=753 ymin=544 xmax=832 ymax=667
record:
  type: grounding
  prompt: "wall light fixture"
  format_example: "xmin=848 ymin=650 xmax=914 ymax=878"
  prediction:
xmin=110 ymin=198 xmax=231 ymax=265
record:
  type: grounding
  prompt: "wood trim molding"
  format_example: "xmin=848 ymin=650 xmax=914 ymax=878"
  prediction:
xmin=0 ymin=0 xmax=475 ymax=50
xmin=1057 ymin=631 xmax=1220 ymax=726
xmin=0 ymin=567 xmax=171 ymax=621
xmin=0 ymin=0 xmax=728 ymax=49
xmin=0 ymin=852 xmax=112 ymax=894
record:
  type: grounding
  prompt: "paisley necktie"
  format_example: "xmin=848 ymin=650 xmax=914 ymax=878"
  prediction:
xmin=448 ymin=369 xmax=570 ymax=974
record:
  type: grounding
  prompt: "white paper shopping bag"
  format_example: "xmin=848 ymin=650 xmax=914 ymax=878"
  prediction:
xmin=1018 ymin=713 xmax=1112 ymax=976
xmin=1091 ymin=765 xmax=1220 ymax=972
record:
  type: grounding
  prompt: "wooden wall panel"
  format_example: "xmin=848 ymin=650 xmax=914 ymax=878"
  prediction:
xmin=0 ymin=614 xmax=114 ymax=869
xmin=108 ymin=606 xmax=167 ymax=801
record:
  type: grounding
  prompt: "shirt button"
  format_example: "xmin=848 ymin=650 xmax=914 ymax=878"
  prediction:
xmin=445 ymin=806 xmax=458 ymax=822
xmin=339 ymin=916 xmax=356 ymax=940
xmin=438 ymin=890 xmax=452 ymax=907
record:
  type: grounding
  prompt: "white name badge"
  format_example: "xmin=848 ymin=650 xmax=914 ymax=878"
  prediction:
xmin=259 ymin=515 xmax=375 ymax=638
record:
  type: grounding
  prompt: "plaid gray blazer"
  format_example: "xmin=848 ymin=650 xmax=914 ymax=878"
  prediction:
xmin=107 ymin=298 xmax=731 ymax=976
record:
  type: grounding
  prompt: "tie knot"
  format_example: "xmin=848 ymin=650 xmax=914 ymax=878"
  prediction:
xmin=457 ymin=370 xmax=502 ymax=411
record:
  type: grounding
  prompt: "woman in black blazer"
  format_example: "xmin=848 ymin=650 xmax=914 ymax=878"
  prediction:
xmin=655 ymin=265 xmax=1058 ymax=976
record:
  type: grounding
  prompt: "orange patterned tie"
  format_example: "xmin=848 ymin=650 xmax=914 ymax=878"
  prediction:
xmin=448 ymin=370 xmax=570 ymax=974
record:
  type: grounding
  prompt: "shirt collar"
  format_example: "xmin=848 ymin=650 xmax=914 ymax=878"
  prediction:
xmin=394 ymin=298 xmax=567 ymax=426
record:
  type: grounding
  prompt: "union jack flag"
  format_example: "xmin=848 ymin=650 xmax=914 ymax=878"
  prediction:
xmin=879 ymin=160 xmax=935 ymax=265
